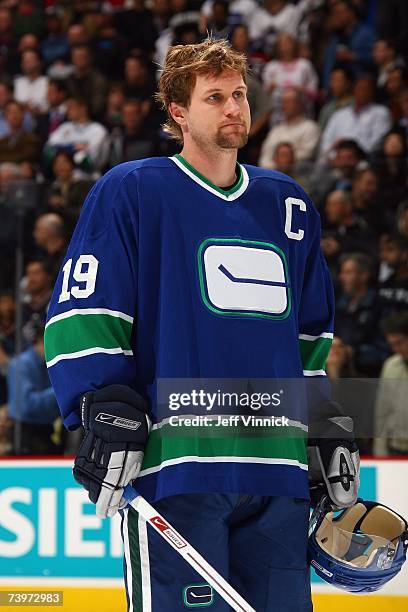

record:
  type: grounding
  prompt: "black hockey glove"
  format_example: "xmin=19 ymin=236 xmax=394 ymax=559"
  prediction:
xmin=308 ymin=401 xmax=360 ymax=510
xmin=73 ymin=385 xmax=151 ymax=518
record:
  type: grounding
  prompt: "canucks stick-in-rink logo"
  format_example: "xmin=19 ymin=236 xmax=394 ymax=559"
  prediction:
xmin=198 ymin=238 xmax=291 ymax=320
xmin=183 ymin=584 xmax=214 ymax=607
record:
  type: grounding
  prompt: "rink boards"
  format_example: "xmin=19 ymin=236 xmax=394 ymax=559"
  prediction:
xmin=0 ymin=458 xmax=407 ymax=611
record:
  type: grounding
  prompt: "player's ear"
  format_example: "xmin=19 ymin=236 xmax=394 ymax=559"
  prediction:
xmin=168 ymin=102 xmax=186 ymax=127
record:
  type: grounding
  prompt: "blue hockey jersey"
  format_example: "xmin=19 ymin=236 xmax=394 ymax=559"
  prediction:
xmin=45 ymin=155 xmax=334 ymax=502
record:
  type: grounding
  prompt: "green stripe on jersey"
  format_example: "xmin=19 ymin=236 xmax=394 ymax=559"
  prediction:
xmin=44 ymin=312 xmax=132 ymax=363
xmin=141 ymin=423 xmax=307 ymax=472
xmin=299 ymin=336 xmax=332 ymax=372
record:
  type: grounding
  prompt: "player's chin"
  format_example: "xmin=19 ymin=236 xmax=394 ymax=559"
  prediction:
xmin=217 ymin=133 xmax=249 ymax=149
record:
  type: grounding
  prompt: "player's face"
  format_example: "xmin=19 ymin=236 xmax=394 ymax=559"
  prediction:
xmin=185 ymin=71 xmax=251 ymax=151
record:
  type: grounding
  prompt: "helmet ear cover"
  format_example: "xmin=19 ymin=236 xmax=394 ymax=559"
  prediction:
xmin=315 ymin=502 xmax=407 ymax=569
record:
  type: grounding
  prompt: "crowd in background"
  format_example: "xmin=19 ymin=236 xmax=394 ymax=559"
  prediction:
xmin=0 ymin=0 xmax=407 ymax=457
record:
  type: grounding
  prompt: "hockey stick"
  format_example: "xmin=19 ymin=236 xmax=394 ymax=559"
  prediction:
xmin=123 ymin=484 xmax=255 ymax=612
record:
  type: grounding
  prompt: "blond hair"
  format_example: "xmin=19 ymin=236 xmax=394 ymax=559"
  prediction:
xmin=157 ymin=38 xmax=248 ymax=143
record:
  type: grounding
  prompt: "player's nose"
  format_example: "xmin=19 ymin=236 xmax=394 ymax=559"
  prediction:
xmin=223 ymin=95 xmax=241 ymax=116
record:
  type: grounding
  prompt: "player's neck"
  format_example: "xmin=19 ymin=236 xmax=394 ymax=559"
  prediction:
xmin=179 ymin=144 xmax=238 ymax=190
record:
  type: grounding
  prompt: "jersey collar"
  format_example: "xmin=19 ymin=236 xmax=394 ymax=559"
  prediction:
xmin=170 ymin=154 xmax=249 ymax=202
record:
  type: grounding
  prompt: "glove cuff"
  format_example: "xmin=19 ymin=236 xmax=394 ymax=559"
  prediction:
xmin=79 ymin=385 xmax=150 ymax=445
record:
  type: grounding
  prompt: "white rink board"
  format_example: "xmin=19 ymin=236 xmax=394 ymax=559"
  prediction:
xmin=0 ymin=458 xmax=407 ymax=597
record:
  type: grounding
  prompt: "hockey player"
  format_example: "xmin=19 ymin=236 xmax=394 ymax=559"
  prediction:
xmin=44 ymin=39 xmax=359 ymax=611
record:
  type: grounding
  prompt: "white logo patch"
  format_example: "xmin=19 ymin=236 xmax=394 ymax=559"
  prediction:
xmin=95 ymin=412 xmax=141 ymax=430
xmin=202 ymin=243 xmax=289 ymax=316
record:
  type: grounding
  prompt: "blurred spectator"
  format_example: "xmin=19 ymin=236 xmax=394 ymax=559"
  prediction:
xmin=206 ymin=0 xmax=231 ymax=40
xmin=172 ymin=21 xmax=201 ymax=48
xmin=230 ymin=24 xmax=271 ymax=147
xmin=151 ymin=0 xmax=171 ymax=36
xmin=67 ymin=45 xmax=108 ymax=119
xmin=258 ymin=87 xmax=320 ymax=169
xmin=33 ymin=213 xmax=67 ymax=280
xmin=397 ymin=201 xmax=408 ymax=240
xmin=113 ymin=0 xmax=158 ymax=55
xmin=262 ymin=32 xmax=318 ymax=126
xmin=331 ymin=139 xmax=366 ymax=183
xmin=43 ymin=152 xmax=93 ymax=231
xmin=248 ymin=0 xmax=301 ymax=53
xmin=321 ymin=189 xmax=376 ymax=269
xmin=378 ymin=233 xmax=396 ymax=282
xmin=273 ymin=141 xmax=296 ymax=176
xmin=372 ymin=131 xmax=407 ymax=216
xmin=13 ymin=0 xmax=45 ymax=40
xmin=123 ymin=55 xmax=156 ymax=104
xmin=0 ymin=404 xmax=12 ymax=456
xmin=394 ymin=88 xmax=408 ymax=145
xmin=0 ymin=292 xmax=15 ymax=358
xmin=22 ymin=259 xmax=54 ymax=328
xmin=41 ymin=7 xmax=69 ymax=67
xmin=319 ymin=75 xmax=392 ymax=161
xmin=373 ymin=38 xmax=405 ymax=93
xmin=104 ymin=83 xmax=126 ymax=130
xmin=374 ymin=313 xmax=408 ymax=456
xmin=318 ymin=64 xmax=354 ymax=131
xmin=109 ymin=99 xmax=158 ymax=166
xmin=67 ymin=23 xmax=89 ymax=48
xmin=14 ymin=49 xmax=49 ymax=115
xmin=378 ymin=235 xmax=408 ymax=317
xmin=93 ymin=14 xmax=127 ymax=79
xmin=0 ymin=7 xmax=18 ymax=76
xmin=17 ymin=33 xmax=40 ymax=55
xmin=376 ymin=0 xmax=408 ymax=56
xmin=326 ymin=335 xmax=357 ymax=379
xmin=0 ymin=161 xmax=35 ymax=186
xmin=0 ymin=292 xmax=15 ymax=405
xmin=0 ymin=80 xmax=34 ymax=139
xmin=200 ymin=0 xmax=257 ymax=32
xmin=0 ymin=101 xmax=40 ymax=166
xmin=230 ymin=23 xmax=267 ymax=79
xmin=0 ymin=82 xmax=14 ymax=139
xmin=7 ymin=318 xmax=60 ymax=456
xmin=35 ymin=79 xmax=68 ymax=145
xmin=44 ymin=97 xmax=109 ymax=176
xmin=383 ymin=65 xmax=408 ymax=121
xmin=322 ymin=0 xmax=375 ymax=91
xmin=351 ymin=167 xmax=383 ymax=234
xmin=153 ymin=0 xmax=200 ymax=69
xmin=335 ymin=253 xmax=387 ymax=376
xmin=238 ymin=71 xmax=271 ymax=164
xmin=269 ymin=141 xmax=311 ymax=192
xmin=46 ymin=60 xmax=74 ymax=82
xmin=310 ymin=139 xmax=366 ymax=208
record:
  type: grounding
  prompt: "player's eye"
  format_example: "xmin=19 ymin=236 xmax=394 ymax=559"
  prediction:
xmin=233 ymin=91 xmax=244 ymax=99
xmin=208 ymin=94 xmax=221 ymax=102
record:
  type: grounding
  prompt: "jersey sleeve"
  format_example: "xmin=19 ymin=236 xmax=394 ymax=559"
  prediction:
xmin=44 ymin=165 xmax=139 ymax=430
xmin=298 ymin=197 xmax=334 ymax=378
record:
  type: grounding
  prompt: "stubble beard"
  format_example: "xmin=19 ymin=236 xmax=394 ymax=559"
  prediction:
xmin=190 ymin=124 xmax=249 ymax=153
xmin=215 ymin=127 xmax=249 ymax=150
